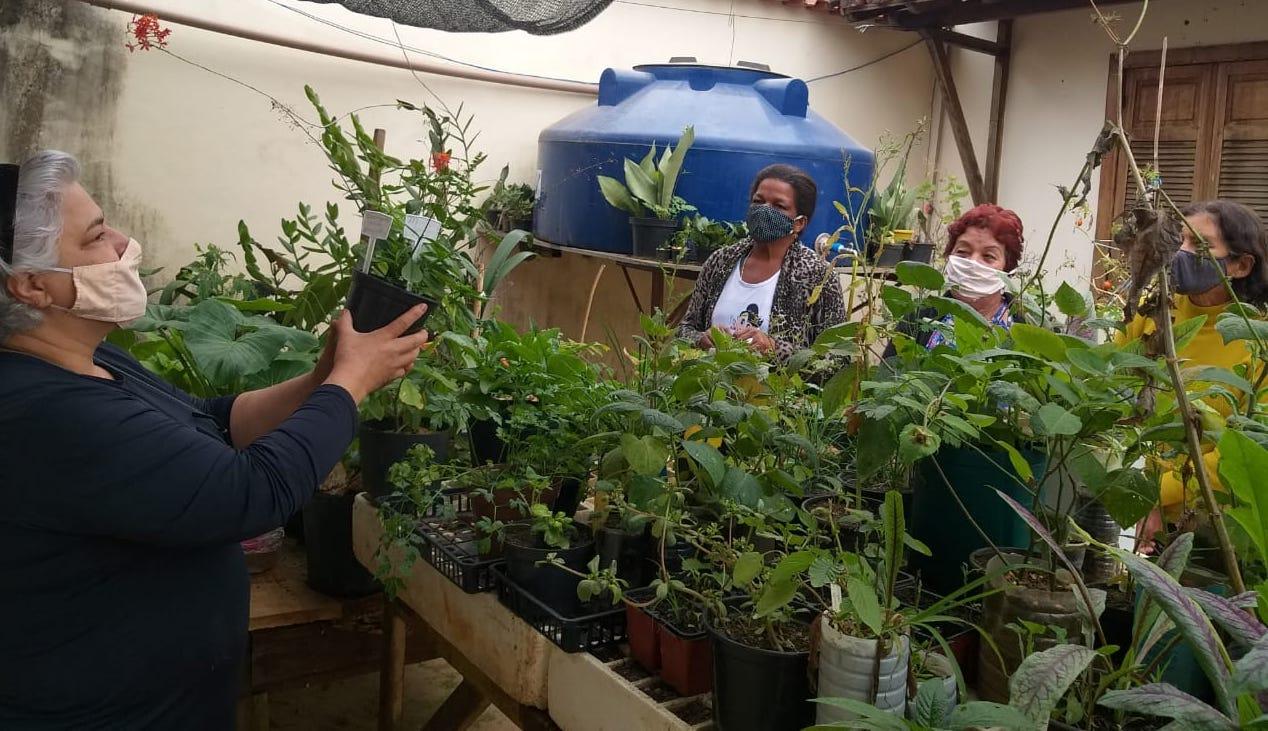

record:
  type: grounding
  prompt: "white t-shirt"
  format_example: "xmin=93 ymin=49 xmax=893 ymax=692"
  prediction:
xmin=711 ymin=259 xmax=780 ymax=333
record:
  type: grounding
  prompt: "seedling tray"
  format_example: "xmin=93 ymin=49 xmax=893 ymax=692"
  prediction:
xmin=493 ymin=564 xmax=627 ymax=653
xmin=417 ymin=487 xmax=504 ymax=593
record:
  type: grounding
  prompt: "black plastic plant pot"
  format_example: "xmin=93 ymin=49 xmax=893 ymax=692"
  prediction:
xmin=358 ymin=423 xmax=452 ymax=504
xmin=903 ymin=241 xmax=934 ymax=264
xmin=706 ymin=609 xmax=814 ymax=731
xmin=468 ymin=418 xmax=510 ymax=465
xmin=503 ymin=524 xmax=596 ymax=617
xmin=302 ymin=492 xmax=380 ymax=598
xmin=595 ymin=521 xmax=654 ymax=589
xmin=630 ymin=217 xmax=680 ymax=259
xmin=346 ymin=270 xmax=436 ymax=335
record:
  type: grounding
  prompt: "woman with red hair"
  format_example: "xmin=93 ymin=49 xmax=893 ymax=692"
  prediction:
xmin=884 ymin=204 xmax=1025 ymax=355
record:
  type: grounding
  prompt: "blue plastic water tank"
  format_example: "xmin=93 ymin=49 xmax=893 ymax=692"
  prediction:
xmin=535 ymin=64 xmax=874 ymax=255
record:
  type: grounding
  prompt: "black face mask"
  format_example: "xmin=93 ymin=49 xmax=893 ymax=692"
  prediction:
xmin=1171 ymin=249 xmax=1228 ymax=296
xmin=746 ymin=203 xmax=799 ymax=243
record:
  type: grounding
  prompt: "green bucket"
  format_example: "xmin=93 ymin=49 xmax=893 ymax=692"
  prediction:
xmin=910 ymin=444 xmax=1046 ymax=595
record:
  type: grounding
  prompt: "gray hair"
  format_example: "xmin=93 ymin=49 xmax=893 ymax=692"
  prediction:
xmin=0 ymin=150 xmax=81 ymax=341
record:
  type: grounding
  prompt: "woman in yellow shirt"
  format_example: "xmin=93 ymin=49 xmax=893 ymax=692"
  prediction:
xmin=1128 ymin=199 xmax=1268 ymax=545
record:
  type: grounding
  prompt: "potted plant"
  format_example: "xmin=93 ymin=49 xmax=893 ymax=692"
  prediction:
xmin=485 ymin=168 xmax=535 ymax=233
xmin=597 ymin=125 xmax=697 ymax=259
xmin=667 ymin=215 xmax=746 ymax=263
xmin=503 ymin=503 xmax=596 ymax=616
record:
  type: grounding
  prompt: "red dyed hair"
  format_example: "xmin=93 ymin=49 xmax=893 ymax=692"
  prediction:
xmin=944 ymin=204 xmax=1025 ymax=270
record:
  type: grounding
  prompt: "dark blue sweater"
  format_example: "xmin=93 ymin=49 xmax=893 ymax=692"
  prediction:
xmin=0 ymin=343 xmax=357 ymax=729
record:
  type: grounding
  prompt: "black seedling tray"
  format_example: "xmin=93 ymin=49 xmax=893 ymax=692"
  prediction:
xmin=417 ymin=488 xmax=504 ymax=593
xmin=492 ymin=564 xmax=627 ymax=653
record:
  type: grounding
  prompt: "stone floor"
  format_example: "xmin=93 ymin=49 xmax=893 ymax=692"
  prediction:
xmin=269 ymin=659 xmax=516 ymax=730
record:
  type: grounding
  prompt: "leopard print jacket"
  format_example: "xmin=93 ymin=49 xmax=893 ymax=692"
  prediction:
xmin=677 ymin=239 xmax=847 ymax=361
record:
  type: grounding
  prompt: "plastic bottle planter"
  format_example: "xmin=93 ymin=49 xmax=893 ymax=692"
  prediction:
xmin=976 ymin=556 xmax=1106 ymax=704
xmin=706 ymin=609 xmax=814 ymax=731
xmin=908 ymin=651 xmax=958 ymax=721
xmin=1075 ymin=498 xmax=1122 ymax=585
xmin=303 ymin=492 xmax=380 ymax=598
xmin=358 ymin=424 xmax=452 ymax=504
xmin=630 ymin=218 xmax=680 ymax=260
xmin=345 ymin=270 xmax=436 ymax=335
xmin=503 ymin=524 xmax=596 ymax=617
xmin=815 ymin=620 xmax=910 ymax=725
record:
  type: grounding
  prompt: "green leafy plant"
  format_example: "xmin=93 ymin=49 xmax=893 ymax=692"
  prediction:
xmin=597 ymin=125 xmax=697 ymax=220
xmin=529 ymin=502 xmax=577 ymax=550
xmin=809 ymin=684 xmax=1031 ymax=730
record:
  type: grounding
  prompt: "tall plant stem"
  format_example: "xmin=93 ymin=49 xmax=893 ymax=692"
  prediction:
xmin=1114 ymin=129 xmax=1246 ymax=594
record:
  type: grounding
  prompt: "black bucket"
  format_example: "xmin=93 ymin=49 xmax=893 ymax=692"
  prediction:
xmin=468 ymin=418 xmax=509 ymax=465
xmin=707 ymin=607 xmax=813 ymax=731
xmin=346 ymin=270 xmax=436 ymax=334
xmin=303 ymin=492 xmax=379 ymax=598
xmin=630 ymin=217 xmax=679 ymax=259
xmin=358 ymin=424 xmax=452 ymax=503
xmin=595 ymin=522 xmax=654 ymax=588
xmin=504 ymin=525 xmax=595 ymax=617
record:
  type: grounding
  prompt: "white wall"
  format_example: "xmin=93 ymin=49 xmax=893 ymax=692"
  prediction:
xmin=2 ymin=0 xmax=933 ymax=275
xmin=938 ymin=0 xmax=1268 ymax=291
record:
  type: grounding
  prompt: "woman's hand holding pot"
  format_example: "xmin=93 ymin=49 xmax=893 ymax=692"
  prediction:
xmin=323 ymin=305 xmax=429 ymax=403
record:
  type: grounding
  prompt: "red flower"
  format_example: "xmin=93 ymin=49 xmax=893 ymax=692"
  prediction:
xmin=431 ymin=151 xmax=451 ymax=171
xmin=126 ymin=13 xmax=171 ymax=52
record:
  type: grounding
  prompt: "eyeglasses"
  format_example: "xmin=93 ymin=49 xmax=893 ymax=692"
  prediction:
xmin=0 ymin=164 xmax=17 ymax=266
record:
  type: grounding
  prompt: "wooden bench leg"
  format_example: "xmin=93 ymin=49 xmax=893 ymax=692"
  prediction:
xmin=422 ymin=679 xmax=490 ymax=731
xmin=379 ymin=598 xmax=408 ymax=731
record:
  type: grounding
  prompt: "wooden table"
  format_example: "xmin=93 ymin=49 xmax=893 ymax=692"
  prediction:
xmin=237 ymin=541 xmax=428 ymax=731
xmin=531 ymin=239 xmax=701 ymax=320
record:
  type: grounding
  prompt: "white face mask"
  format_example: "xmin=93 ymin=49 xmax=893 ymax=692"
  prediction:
xmin=943 ymin=254 xmax=1008 ymax=298
xmin=46 ymin=238 xmax=148 ymax=324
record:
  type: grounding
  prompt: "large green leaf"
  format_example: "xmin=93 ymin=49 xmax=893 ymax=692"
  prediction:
xmin=658 ymin=125 xmax=695 ymax=208
xmin=910 ymin=678 xmax=952 ymax=728
xmin=1010 ymin=322 xmax=1068 ymax=361
xmin=880 ymin=490 xmax=904 ymax=607
xmin=623 ymin=158 xmax=660 ymax=210
xmin=597 ymin=175 xmax=643 ymax=216
xmin=1215 ymin=311 xmax=1268 ymax=345
xmin=846 ymin=576 xmax=884 ymax=637
xmin=1108 ymin=538 xmax=1235 ymax=717
xmin=1098 ymin=684 xmax=1235 ymax=729
xmin=184 ymin=299 xmax=291 ymax=391
xmin=1055 ymin=281 xmax=1089 ymax=317
xmin=895 ymin=261 xmax=945 ymax=290
xmin=946 ymin=702 xmax=1033 ymax=729
xmin=1033 ymin=402 xmax=1083 ymax=436
xmin=857 ymin=417 xmax=897 ymax=479
xmin=1217 ymin=429 xmax=1268 ymax=569
xmin=754 ymin=577 xmax=798 ymax=617
xmin=898 ymin=423 xmax=940 ymax=464
xmin=719 ymin=466 xmax=763 ymax=508
xmin=808 ymin=699 xmax=907 ymax=731
xmin=733 ymin=551 xmax=763 ymax=585
xmin=681 ymin=439 xmax=725 ymax=487
xmin=1230 ymin=633 xmax=1268 ymax=696
xmin=822 ymin=367 xmax=855 ymax=418
xmin=1008 ymin=644 xmax=1097 ymax=724
xmin=1095 ymin=468 xmax=1159 ymax=527
xmin=1173 ymin=315 xmax=1209 ymax=352
xmin=620 ymin=433 xmax=668 ymax=476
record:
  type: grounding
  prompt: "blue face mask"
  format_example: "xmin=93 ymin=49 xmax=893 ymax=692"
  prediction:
xmin=746 ymin=203 xmax=800 ymax=243
xmin=1171 ymin=249 xmax=1228 ymax=296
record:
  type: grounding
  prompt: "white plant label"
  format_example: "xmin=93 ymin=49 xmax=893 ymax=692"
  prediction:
xmin=359 ymin=211 xmax=392 ymax=242
xmin=405 ymin=214 xmax=442 ymax=254
xmin=830 ymin=583 xmax=842 ymax=612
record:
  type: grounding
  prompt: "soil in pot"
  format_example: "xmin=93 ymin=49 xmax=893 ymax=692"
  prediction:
xmin=630 ymin=217 xmax=680 ymax=259
xmin=303 ymin=491 xmax=380 ymax=598
xmin=346 ymin=269 xmax=435 ymax=335
xmin=815 ymin=618 xmax=910 ymax=724
xmin=503 ymin=523 xmax=595 ymax=617
xmin=802 ymin=495 xmax=870 ymax=551
xmin=358 ymin=423 xmax=452 ymax=503
xmin=912 ymin=445 xmax=1046 ymax=595
xmin=976 ymin=557 xmax=1105 ymax=704
xmin=595 ymin=519 xmax=654 ymax=589
xmin=707 ymin=606 xmax=814 ymax=731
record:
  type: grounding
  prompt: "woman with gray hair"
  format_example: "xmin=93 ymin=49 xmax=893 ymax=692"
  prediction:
xmin=0 ymin=151 xmax=429 ymax=729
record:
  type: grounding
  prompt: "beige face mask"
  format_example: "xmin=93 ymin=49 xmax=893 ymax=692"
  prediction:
xmin=46 ymin=238 xmax=148 ymax=324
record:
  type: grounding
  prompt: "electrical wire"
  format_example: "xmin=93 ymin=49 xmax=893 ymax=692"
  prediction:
xmin=615 ymin=0 xmax=846 ymax=25
xmin=804 ymin=38 xmax=922 ymax=83
xmin=263 ymin=0 xmax=920 ymax=87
